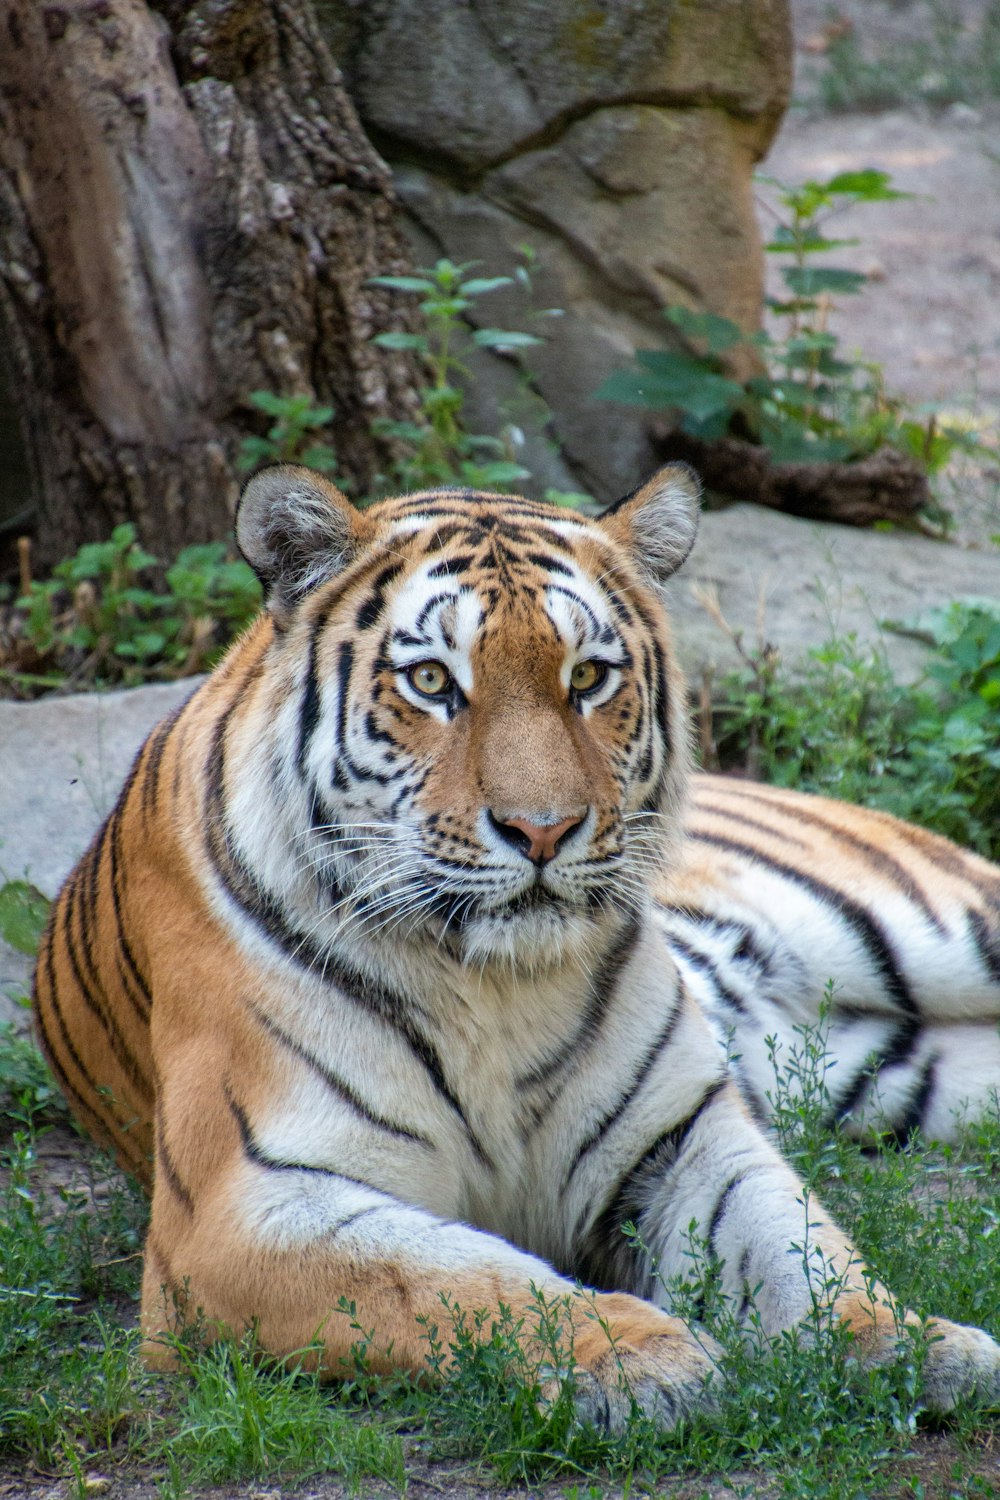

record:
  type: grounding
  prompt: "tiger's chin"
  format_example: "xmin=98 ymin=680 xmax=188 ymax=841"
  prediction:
xmin=439 ymin=888 xmax=612 ymax=971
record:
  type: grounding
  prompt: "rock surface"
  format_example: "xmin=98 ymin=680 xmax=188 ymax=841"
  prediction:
xmin=324 ymin=0 xmax=792 ymax=500
xmin=0 ymin=679 xmax=198 ymax=1024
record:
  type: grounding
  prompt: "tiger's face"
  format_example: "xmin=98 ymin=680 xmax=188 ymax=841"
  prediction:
xmin=235 ymin=466 xmax=699 ymax=968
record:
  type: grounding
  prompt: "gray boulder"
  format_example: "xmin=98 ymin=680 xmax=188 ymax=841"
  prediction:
xmin=325 ymin=0 xmax=793 ymax=499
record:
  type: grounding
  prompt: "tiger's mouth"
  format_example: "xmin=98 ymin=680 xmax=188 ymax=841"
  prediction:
xmin=424 ymin=871 xmax=603 ymax=938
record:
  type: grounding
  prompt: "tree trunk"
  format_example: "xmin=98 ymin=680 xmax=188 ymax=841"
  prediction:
xmin=0 ymin=0 xmax=422 ymax=568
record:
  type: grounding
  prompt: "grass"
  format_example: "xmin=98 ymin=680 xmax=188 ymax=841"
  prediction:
xmin=2 ymin=1026 xmax=999 ymax=1497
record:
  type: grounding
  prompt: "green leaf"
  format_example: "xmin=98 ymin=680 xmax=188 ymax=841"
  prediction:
xmin=419 ymin=296 xmax=469 ymax=319
xmin=367 ymin=275 xmax=437 ymax=293
xmin=823 ymin=169 xmax=912 ymax=202
xmin=782 ymin=266 xmax=868 ymax=297
xmin=471 ymin=329 xmax=544 ymax=350
xmin=463 ymin=460 xmax=532 ymax=485
xmin=597 ymin=355 xmax=745 ymax=423
xmin=372 ymin=332 xmax=429 ymax=352
xmin=765 ymin=228 xmax=859 ymax=253
xmin=299 ymin=444 xmax=338 ymax=473
xmin=0 ymin=880 xmax=51 ymax=956
xmin=665 ymin=305 xmax=749 ymax=355
xmin=459 ymin=277 xmax=514 ymax=297
xmin=247 ymin=390 xmax=291 ymax=416
xmin=544 ymin=489 xmax=594 ymax=510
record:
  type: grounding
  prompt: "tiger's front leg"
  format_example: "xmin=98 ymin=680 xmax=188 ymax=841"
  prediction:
xmin=141 ymin=1027 xmax=723 ymax=1433
xmin=594 ymin=1071 xmax=1000 ymax=1412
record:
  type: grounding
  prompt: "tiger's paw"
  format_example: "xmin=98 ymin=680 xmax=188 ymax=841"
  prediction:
xmin=918 ymin=1317 xmax=1000 ymax=1412
xmin=548 ymin=1291 xmax=721 ymax=1434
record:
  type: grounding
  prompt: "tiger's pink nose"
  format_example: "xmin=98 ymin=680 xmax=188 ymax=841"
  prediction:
xmin=489 ymin=810 xmax=586 ymax=865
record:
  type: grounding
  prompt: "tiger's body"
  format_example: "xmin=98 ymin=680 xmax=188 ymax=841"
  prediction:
xmin=35 ymin=466 xmax=1000 ymax=1426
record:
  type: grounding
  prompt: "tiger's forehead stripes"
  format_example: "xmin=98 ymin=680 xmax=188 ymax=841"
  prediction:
xmin=379 ymin=508 xmax=631 ymax=690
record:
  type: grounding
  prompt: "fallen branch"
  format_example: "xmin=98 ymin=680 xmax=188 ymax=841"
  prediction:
xmin=653 ymin=429 xmax=930 ymax=527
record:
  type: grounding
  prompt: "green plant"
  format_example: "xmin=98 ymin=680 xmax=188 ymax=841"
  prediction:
xmin=812 ymin=1 xmax=1000 ymax=113
xmin=369 ymin=257 xmax=544 ymax=491
xmin=597 ymin=170 xmax=985 ymax=476
xmin=707 ymin=600 xmax=1000 ymax=859
xmin=237 ymin=390 xmax=339 ymax=475
xmin=2 ymin=526 xmax=262 ymax=697
xmin=0 ymin=879 xmax=62 ymax=1125
xmin=158 ymin=1331 xmax=406 ymax=1493
xmin=0 ymin=1128 xmax=148 ymax=1470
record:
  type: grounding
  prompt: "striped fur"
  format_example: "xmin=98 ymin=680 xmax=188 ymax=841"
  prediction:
xmin=34 ymin=465 xmax=1000 ymax=1427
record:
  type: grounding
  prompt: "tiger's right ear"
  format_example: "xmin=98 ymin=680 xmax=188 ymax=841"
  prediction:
xmin=236 ymin=465 xmax=372 ymax=623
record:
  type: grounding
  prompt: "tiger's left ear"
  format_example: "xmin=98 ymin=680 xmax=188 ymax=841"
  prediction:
xmin=597 ymin=464 xmax=701 ymax=586
xmin=236 ymin=464 xmax=374 ymax=623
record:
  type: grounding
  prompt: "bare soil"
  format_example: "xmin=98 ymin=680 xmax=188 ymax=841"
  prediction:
xmin=766 ymin=1 xmax=1000 ymax=549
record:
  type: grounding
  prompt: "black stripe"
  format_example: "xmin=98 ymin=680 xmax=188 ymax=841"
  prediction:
xmin=888 ymin=1055 xmax=937 ymax=1144
xmin=664 ymin=933 xmax=748 ymax=1016
xmin=703 ymin=785 xmax=947 ymax=933
xmin=140 ymin=714 xmax=179 ymax=823
xmin=356 ymin=561 xmax=405 ymax=629
xmin=331 ymin=639 xmax=354 ymax=788
xmin=707 ymin=1173 xmax=741 ymax=1255
xmin=834 ymin=1018 xmax=920 ymax=1124
xmin=564 ymin=990 xmax=684 ymax=1184
xmin=689 ymin=831 xmax=920 ymax=1017
xmin=226 ymin=1085 xmax=393 ymax=1191
xmin=576 ymin=1075 xmax=730 ymax=1288
xmin=517 ymin=913 xmax=640 ymax=1095
xmin=87 ymin=826 xmax=148 ymax=1027
xmin=36 ymin=936 xmax=146 ymax=1171
xmin=247 ymin=1000 xmax=433 ymax=1148
xmin=107 ymin=806 xmax=153 ymax=1011
xmin=690 ymin=803 xmax=809 ymax=851
xmin=62 ymin=860 xmax=152 ymax=1104
xmin=156 ymin=1104 xmax=195 ymax=1215
xmin=427 ymin=554 xmax=474 ymax=579
xmin=296 ymin=630 xmax=322 ymax=774
xmin=969 ymin=910 xmax=1000 ymax=983
xmin=526 ymin=553 xmax=573 ymax=576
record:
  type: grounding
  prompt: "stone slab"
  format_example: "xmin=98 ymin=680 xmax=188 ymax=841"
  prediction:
xmin=0 ymin=679 xmax=199 ymax=1021
xmin=666 ymin=505 xmax=1000 ymax=686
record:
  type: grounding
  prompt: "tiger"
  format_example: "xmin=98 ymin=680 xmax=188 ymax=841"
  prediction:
xmin=33 ymin=463 xmax=1000 ymax=1430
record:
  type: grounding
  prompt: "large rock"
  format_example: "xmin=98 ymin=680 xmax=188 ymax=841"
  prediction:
xmin=324 ymin=0 xmax=792 ymax=500
xmin=0 ymin=679 xmax=198 ymax=1023
xmin=668 ymin=506 xmax=1000 ymax=687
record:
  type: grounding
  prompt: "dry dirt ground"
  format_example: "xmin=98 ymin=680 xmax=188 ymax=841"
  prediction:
xmin=4 ymin=6 xmax=1000 ymax=1499
xmin=768 ymin=0 xmax=1000 ymax=550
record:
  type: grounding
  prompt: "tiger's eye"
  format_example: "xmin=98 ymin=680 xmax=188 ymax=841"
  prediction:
xmin=571 ymin=660 xmax=606 ymax=694
xmin=407 ymin=661 xmax=452 ymax=697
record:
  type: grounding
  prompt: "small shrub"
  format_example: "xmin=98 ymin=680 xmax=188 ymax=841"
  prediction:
xmin=597 ymin=169 xmax=987 ymax=485
xmin=707 ymin=602 xmax=1000 ymax=860
xmin=237 ymin=390 xmax=339 ymax=476
xmin=369 ymin=257 xmax=546 ymax=492
xmin=0 ymin=527 xmax=261 ymax=697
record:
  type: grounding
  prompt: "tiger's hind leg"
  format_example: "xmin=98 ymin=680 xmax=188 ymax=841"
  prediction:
xmin=658 ymin=775 xmax=1000 ymax=1144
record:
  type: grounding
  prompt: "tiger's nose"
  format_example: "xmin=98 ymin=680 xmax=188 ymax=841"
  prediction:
xmin=488 ymin=810 xmax=587 ymax=865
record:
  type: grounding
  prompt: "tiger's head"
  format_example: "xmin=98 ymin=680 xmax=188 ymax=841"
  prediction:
xmin=234 ymin=465 xmax=699 ymax=970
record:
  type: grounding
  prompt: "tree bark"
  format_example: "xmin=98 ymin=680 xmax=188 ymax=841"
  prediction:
xmin=0 ymin=0 xmax=422 ymax=567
